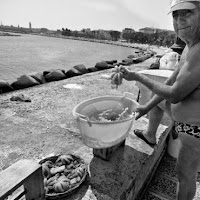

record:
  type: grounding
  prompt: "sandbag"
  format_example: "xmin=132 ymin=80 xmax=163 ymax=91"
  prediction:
xmin=65 ymin=67 xmax=82 ymax=78
xmin=11 ymin=75 xmax=40 ymax=90
xmin=0 ymin=80 xmax=13 ymax=94
xmin=43 ymin=69 xmax=66 ymax=82
xmin=73 ymin=64 xmax=89 ymax=74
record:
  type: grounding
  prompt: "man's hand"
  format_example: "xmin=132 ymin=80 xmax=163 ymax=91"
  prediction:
xmin=110 ymin=66 xmax=137 ymax=88
xmin=120 ymin=66 xmax=136 ymax=81
xmin=135 ymin=104 xmax=149 ymax=120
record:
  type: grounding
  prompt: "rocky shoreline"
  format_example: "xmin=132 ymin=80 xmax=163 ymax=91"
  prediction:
xmin=1 ymin=32 xmax=168 ymax=95
xmin=0 ymin=32 xmax=20 ymax=37
xmin=0 ymin=47 xmax=156 ymax=95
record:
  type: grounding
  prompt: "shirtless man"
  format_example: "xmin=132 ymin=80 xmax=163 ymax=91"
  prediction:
xmin=112 ymin=0 xmax=200 ymax=199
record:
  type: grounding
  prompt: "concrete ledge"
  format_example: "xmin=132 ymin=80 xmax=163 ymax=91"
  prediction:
xmin=136 ymin=69 xmax=173 ymax=105
xmin=71 ymin=117 xmax=169 ymax=200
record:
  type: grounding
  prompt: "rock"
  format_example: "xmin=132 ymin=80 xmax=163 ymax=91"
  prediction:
xmin=43 ymin=69 xmax=66 ymax=82
xmin=10 ymin=94 xmax=31 ymax=102
xmin=121 ymin=58 xmax=134 ymax=65
xmin=65 ymin=68 xmax=82 ymax=78
xmin=0 ymin=80 xmax=13 ymax=94
xmin=73 ymin=64 xmax=89 ymax=74
xmin=149 ymin=58 xmax=160 ymax=70
xmin=127 ymin=53 xmax=139 ymax=59
xmin=11 ymin=75 xmax=40 ymax=90
xmin=104 ymin=60 xmax=117 ymax=65
xmin=149 ymin=63 xmax=160 ymax=70
xmin=28 ymin=72 xmax=46 ymax=84
xmin=132 ymin=54 xmax=152 ymax=64
xmin=95 ymin=62 xmax=113 ymax=70
xmin=87 ymin=67 xmax=99 ymax=73
xmin=118 ymin=62 xmax=127 ymax=66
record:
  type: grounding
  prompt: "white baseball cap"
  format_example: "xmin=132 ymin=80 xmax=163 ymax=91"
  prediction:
xmin=168 ymin=0 xmax=200 ymax=14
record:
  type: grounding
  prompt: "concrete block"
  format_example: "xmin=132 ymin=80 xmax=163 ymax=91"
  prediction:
xmin=136 ymin=69 xmax=173 ymax=105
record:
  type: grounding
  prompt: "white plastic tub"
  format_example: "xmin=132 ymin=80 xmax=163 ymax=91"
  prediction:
xmin=72 ymin=93 xmax=139 ymax=149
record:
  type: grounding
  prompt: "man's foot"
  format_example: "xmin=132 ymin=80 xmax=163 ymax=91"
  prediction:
xmin=134 ymin=129 xmax=156 ymax=147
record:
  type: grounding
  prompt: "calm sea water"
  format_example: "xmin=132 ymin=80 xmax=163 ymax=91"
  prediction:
xmin=0 ymin=34 xmax=137 ymax=83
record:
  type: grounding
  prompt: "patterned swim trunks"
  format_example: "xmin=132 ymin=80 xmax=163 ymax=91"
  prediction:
xmin=172 ymin=121 xmax=200 ymax=140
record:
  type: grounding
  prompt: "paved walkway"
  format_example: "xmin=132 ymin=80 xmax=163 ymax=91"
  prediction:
xmin=144 ymin=151 xmax=200 ymax=200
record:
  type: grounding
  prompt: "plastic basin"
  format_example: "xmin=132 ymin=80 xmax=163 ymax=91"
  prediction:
xmin=72 ymin=93 xmax=139 ymax=148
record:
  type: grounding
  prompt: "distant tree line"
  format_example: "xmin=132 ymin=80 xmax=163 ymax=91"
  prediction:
xmin=62 ymin=28 xmax=176 ymax=47
xmin=0 ymin=25 xmax=176 ymax=47
xmin=61 ymin=28 xmax=121 ymax=41
xmin=122 ymin=31 xmax=176 ymax=47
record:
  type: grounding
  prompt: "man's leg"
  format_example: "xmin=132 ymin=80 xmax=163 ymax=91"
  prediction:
xmin=142 ymin=104 xmax=164 ymax=144
xmin=136 ymin=100 xmax=172 ymax=144
xmin=176 ymin=133 xmax=200 ymax=200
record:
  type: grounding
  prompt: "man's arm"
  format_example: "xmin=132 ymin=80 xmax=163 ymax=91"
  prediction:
xmin=131 ymin=48 xmax=200 ymax=104
xmin=141 ymin=63 xmax=180 ymax=111
xmin=143 ymin=47 xmax=188 ymax=109
xmin=127 ymin=46 xmax=192 ymax=104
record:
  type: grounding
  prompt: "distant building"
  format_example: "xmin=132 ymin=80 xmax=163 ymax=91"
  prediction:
xmin=122 ymin=28 xmax=135 ymax=34
xmin=82 ymin=28 xmax=91 ymax=33
xmin=139 ymin=27 xmax=156 ymax=34
xmin=139 ymin=27 xmax=174 ymax=34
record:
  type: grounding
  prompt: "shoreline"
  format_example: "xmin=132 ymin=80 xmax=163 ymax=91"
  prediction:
xmin=34 ymin=33 xmax=167 ymax=55
xmin=0 ymin=33 xmax=167 ymax=95
xmin=1 ymin=30 xmax=168 ymax=55
xmin=0 ymin=50 xmax=154 ymax=94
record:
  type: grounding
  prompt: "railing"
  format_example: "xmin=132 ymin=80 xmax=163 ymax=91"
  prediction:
xmin=0 ymin=159 xmax=45 ymax=200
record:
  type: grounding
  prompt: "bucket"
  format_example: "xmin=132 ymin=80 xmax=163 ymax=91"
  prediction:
xmin=72 ymin=93 xmax=139 ymax=148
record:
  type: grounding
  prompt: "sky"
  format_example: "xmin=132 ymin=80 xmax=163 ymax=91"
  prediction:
xmin=0 ymin=0 xmax=174 ymax=32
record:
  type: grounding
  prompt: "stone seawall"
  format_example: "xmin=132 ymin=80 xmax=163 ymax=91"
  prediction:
xmin=0 ymin=50 xmax=154 ymax=94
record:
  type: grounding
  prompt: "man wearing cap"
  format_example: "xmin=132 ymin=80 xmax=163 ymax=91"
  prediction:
xmin=111 ymin=0 xmax=200 ymax=199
